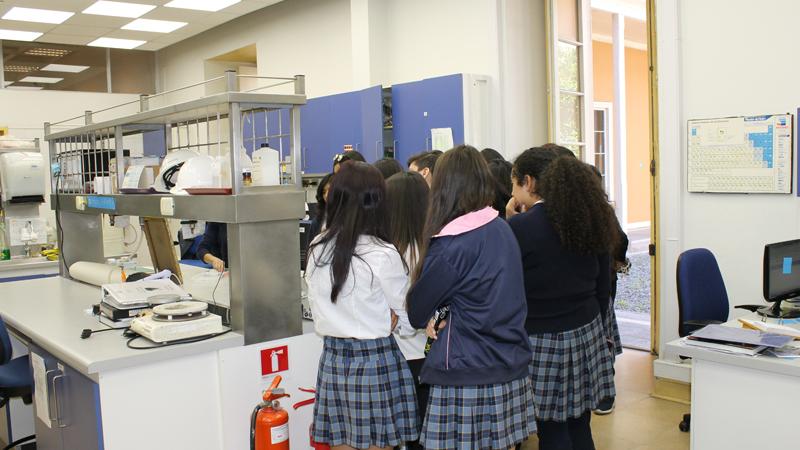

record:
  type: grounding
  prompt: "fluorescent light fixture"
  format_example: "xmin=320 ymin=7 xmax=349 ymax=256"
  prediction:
xmin=2 ymin=7 xmax=74 ymax=24
xmin=83 ymin=1 xmax=157 ymax=18
xmin=42 ymin=64 xmax=90 ymax=73
xmin=88 ymin=37 xmax=146 ymax=49
xmin=165 ymin=0 xmax=241 ymax=12
xmin=20 ymin=76 xmax=64 ymax=84
xmin=0 ymin=29 xmax=43 ymax=42
xmin=25 ymin=48 xmax=71 ymax=57
xmin=122 ymin=18 xmax=187 ymax=33
xmin=6 ymin=86 xmax=44 ymax=91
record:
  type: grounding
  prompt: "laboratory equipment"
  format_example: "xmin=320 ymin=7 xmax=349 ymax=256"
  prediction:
xmin=130 ymin=301 xmax=224 ymax=343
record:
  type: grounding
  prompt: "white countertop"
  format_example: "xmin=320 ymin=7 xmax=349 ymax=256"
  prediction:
xmin=0 ymin=277 xmax=243 ymax=380
xmin=665 ymin=314 xmax=800 ymax=378
xmin=0 ymin=257 xmax=59 ymax=273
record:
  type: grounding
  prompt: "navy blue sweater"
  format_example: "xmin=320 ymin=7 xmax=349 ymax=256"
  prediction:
xmin=508 ymin=204 xmax=610 ymax=334
xmin=407 ymin=217 xmax=532 ymax=386
xmin=196 ymin=222 xmax=228 ymax=266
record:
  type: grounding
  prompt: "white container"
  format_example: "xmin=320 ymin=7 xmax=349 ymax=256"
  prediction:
xmin=251 ymin=146 xmax=280 ymax=186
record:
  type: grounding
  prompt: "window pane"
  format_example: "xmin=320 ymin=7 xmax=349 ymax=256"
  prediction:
xmin=594 ymin=149 xmax=605 ymax=175
xmin=594 ymin=130 xmax=605 ymax=154
xmin=557 ymin=0 xmax=579 ymax=42
xmin=558 ymin=42 xmax=580 ymax=92
xmin=2 ymin=40 xmax=107 ymax=92
xmin=594 ymin=109 xmax=604 ymax=130
xmin=562 ymin=144 xmax=582 ymax=159
xmin=559 ymin=93 xmax=582 ymax=143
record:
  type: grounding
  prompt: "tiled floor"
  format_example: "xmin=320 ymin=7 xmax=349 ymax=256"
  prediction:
xmin=522 ymin=349 xmax=690 ymax=450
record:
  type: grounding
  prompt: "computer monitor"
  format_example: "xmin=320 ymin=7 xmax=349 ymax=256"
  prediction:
xmin=760 ymin=239 xmax=800 ymax=318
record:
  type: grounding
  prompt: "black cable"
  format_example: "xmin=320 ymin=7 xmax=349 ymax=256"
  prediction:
xmin=54 ymin=172 xmax=68 ymax=269
xmin=125 ymin=328 xmax=232 ymax=350
xmin=80 ymin=327 xmax=128 ymax=339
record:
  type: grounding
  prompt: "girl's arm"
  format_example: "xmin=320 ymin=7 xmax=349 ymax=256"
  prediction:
xmin=407 ymin=251 xmax=459 ymax=329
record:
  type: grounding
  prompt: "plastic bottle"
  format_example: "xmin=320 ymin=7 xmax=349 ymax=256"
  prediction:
xmin=251 ymin=145 xmax=281 ymax=186
xmin=0 ymin=219 xmax=9 ymax=261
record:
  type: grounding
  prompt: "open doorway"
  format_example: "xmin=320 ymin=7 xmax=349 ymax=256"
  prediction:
xmin=591 ymin=1 xmax=652 ymax=351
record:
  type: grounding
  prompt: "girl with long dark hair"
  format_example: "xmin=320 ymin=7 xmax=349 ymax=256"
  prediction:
xmin=306 ymin=162 xmax=418 ymax=450
xmin=385 ymin=171 xmax=430 ymax=450
xmin=407 ymin=145 xmax=536 ymax=450
xmin=508 ymin=150 xmax=618 ymax=450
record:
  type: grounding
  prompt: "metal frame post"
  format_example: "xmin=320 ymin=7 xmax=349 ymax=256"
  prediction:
xmin=229 ymin=102 xmax=243 ymax=194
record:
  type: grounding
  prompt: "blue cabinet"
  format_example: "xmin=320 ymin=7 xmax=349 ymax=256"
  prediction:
xmin=391 ymin=74 xmax=466 ymax=166
xmin=300 ymin=85 xmax=386 ymax=174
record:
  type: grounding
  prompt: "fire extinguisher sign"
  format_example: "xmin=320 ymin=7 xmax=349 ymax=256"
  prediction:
xmin=261 ymin=345 xmax=289 ymax=376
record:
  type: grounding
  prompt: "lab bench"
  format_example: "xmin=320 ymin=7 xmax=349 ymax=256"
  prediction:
xmin=0 ymin=257 xmax=59 ymax=283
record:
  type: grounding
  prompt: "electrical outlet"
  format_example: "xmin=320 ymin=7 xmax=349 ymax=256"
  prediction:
xmin=160 ymin=197 xmax=175 ymax=216
xmin=75 ymin=196 xmax=87 ymax=211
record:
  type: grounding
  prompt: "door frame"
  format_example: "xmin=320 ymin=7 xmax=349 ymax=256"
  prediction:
xmin=646 ymin=0 xmax=660 ymax=354
xmin=592 ymin=101 xmax=620 ymax=206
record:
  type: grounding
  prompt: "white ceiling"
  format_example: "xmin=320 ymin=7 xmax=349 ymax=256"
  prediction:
xmin=0 ymin=0 xmax=283 ymax=51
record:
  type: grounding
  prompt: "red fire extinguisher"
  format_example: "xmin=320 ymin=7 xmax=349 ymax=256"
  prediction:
xmin=251 ymin=375 xmax=291 ymax=450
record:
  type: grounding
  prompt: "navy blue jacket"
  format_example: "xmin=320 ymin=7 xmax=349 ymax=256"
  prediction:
xmin=196 ymin=222 xmax=228 ymax=266
xmin=407 ymin=215 xmax=532 ymax=386
xmin=509 ymin=204 xmax=610 ymax=334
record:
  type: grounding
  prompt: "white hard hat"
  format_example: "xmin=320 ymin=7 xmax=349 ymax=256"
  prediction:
xmin=170 ymin=155 xmax=218 ymax=195
xmin=152 ymin=149 xmax=200 ymax=193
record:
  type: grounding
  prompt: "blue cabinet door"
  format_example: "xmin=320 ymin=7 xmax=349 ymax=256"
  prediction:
xmin=328 ymin=91 xmax=362 ymax=157
xmin=360 ymin=85 xmax=384 ymax=163
xmin=391 ymin=74 xmax=465 ymax=166
xmin=300 ymin=97 xmax=333 ymax=174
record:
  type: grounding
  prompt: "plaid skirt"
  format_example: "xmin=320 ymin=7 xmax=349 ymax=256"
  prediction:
xmin=528 ymin=314 xmax=616 ymax=421
xmin=420 ymin=377 xmax=537 ymax=450
xmin=312 ymin=336 xmax=418 ymax=448
xmin=604 ymin=303 xmax=623 ymax=357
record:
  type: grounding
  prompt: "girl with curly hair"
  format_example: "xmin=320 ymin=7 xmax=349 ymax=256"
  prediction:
xmin=508 ymin=148 xmax=618 ymax=450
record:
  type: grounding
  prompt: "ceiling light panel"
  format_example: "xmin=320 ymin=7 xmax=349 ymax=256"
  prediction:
xmin=123 ymin=19 xmax=187 ymax=33
xmin=42 ymin=64 xmax=90 ymax=73
xmin=4 ymin=65 xmax=40 ymax=73
xmin=88 ymin=37 xmax=146 ymax=49
xmin=20 ymin=76 xmax=64 ymax=84
xmin=83 ymin=1 xmax=157 ymax=18
xmin=2 ymin=7 xmax=74 ymax=25
xmin=25 ymin=48 xmax=71 ymax=57
xmin=0 ymin=29 xmax=43 ymax=42
xmin=165 ymin=0 xmax=241 ymax=12
xmin=6 ymin=86 xmax=44 ymax=91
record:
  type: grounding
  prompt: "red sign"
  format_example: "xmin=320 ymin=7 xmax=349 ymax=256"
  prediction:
xmin=261 ymin=345 xmax=289 ymax=375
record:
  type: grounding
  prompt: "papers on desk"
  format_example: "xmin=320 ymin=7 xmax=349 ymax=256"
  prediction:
xmin=739 ymin=318 xmax=800 ymax=340
xmin=30 ymin=352 xmax=51 ymax=428
xmin=684 ymin=324 xmax=794 ymax=356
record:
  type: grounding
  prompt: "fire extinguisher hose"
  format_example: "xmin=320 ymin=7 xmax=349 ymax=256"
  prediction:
xmin=250 ymin=404 xmax=262 ymax=450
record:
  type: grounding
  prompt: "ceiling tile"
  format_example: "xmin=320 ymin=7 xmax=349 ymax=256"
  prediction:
xmin=61 ymin=14 xmax=129 ymax=28
xmin=104 ymin=29 xmax=159 ymax=40
xmin=50 ymin=24 xmax=114 ymax=37
xmin=223 ymin=2 xmax=268 ymax=15
xmin=137 ymin=41 xmax=165 ymax=51
xmin=0 ymin=20 xmax=56 ymax=33
xmin=140 ymin=7 xmax=210 ymax=22
xmin=36 ymin=33 xmax=94 ymax=46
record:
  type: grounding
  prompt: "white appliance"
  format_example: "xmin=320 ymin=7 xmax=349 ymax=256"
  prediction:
xmin=0 ymin=152 xmax=45 ymax=203
xmin=130 ymin=301 xmax=224 ymax=343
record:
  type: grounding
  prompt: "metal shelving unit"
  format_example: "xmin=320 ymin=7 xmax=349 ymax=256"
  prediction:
xmin=44 ymin=72 xmax=308 ymax=344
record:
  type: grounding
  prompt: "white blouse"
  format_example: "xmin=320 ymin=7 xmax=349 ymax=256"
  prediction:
xmin=393 ymin=246 xmax=429 ymax=361
xmin=306 ymin=234 xmax=414 ymax=339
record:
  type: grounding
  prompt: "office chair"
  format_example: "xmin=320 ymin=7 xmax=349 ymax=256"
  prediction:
xmin=0 ymin=317 xmax=35 ymax=450
xmin=675 ymin=248 xmax=730 ymax=432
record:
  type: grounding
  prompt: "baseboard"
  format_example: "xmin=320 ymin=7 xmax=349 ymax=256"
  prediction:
xmin=652 ymin=377 xmax=691 ymax=405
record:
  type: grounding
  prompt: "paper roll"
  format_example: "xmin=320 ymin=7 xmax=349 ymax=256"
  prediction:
xmin=69 ymin=261 xmax=123 ymax=286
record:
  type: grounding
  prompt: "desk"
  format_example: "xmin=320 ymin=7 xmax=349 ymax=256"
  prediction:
xmin=0 ymin=276 xmax=323 ymax=450
xmin=666 ymin=314 xmax=800 ymax=450
xmin=0 ymin=257 xmax=58 ymax=283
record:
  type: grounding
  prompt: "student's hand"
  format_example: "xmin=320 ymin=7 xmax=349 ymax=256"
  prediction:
xmin=426 ymin=317 xmax=447 ymax=340
xmin=390 ymin=311 xmax=399 ymax=331
xmin=506 ymin=197 xmax=526 ymax=219
xmin=206 ymin=255 xmax=225 ymax=272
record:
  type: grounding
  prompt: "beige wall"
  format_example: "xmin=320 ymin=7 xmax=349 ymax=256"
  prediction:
xmin=592 ymin=40 xmax=651 ymax=225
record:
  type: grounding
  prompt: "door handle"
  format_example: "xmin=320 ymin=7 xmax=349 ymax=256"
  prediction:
xmin=52 ymin=373 xmax=67 ymax=428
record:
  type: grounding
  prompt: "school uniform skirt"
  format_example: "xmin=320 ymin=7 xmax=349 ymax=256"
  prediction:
xmin=528 ymin=314 xmax=616 ymax=422
xmin=312 ymin=336 xmax=419 ymax=448
xmin=420 ymin=376 xmax=537 ymax=450
xmin=604 ymin=303 xmax=624 ymax=357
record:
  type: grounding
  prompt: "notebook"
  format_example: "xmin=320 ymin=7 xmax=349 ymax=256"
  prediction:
xmin=688 ymin=324 xmax=793 ymax=349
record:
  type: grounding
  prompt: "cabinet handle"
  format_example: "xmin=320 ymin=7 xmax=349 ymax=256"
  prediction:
xmin=52 ymin=373 xmax=67 ymax=428
xmin=426 ymin=136 xmax=431 ymax=150
xmin=45 ymin=369 xmax=58 ymax=423
xmin=375 ymin=141 xmax=381 ymax=160
xmin=302 ymin=147 xmax=307 ymax=171
xmin=393 ymin=140 xmax=398 ymax=152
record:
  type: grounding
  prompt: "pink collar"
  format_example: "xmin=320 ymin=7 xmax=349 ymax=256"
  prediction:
xmin=434 ymin=207 xmax=498 ymax=237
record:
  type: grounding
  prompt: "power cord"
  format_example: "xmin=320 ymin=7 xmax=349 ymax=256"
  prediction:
xmin=125 ymin=328 xmax=232 ymax=350
xmin=211 ymin=270 xmax=231 ymax=325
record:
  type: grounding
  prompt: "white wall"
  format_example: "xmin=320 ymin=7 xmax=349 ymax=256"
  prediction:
xmin=156 ymin=0 xmax=353 ymax=102
xmin=656 ymin=0 xmax=800 ymax=357
xmin=155 ymin=0 xmax=550 ymax=157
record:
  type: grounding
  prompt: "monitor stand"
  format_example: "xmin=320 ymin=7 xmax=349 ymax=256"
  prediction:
xmin=757 ymin=299 xmax=800 ymax=319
